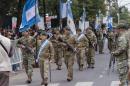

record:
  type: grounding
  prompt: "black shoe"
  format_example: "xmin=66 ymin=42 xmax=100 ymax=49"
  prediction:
xmin=44 ymin=83 xmax=48 ymax=86
xmin=67 ymin=78 xmax=72 ymax=82
xmin=26 ymin=80 xmax=31 ymax=84
xmin=91 ymin=65 xmax=95 ymax=69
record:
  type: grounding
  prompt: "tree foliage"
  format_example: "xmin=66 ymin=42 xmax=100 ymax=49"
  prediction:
xmin=0 ymin=0 xmax=17 ymax=17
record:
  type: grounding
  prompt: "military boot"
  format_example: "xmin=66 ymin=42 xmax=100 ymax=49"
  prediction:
xmin=67 ymin=75 xmax=73 ymax=82
xmin=26 ymin=75 xmax=32 ymax=84
xmin=90 ymin=64 xmax=95 ymax=69
xmin=44 ymin=78 xmax=48 ymax=86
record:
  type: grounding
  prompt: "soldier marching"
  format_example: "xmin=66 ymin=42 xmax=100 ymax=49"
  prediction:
xmin=14 ymin=23 xmax=130 ymax=86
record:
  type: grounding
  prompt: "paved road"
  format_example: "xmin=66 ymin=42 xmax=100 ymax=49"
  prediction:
xmin=10 ymin=39 xmax=120 ymax=86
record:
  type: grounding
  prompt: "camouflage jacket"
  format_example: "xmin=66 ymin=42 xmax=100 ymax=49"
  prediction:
xmin=38 ymin=40 xmax=54 ymax=61
xmin=17 ymin=36 xmax=34 ymax=56
xmin=112 ymin=32 xmax=128 ymax=61
xmin=76 ymin=34 xmax=89 ymax=49
xmin=85 ymin=29 xmax=97 ymax=48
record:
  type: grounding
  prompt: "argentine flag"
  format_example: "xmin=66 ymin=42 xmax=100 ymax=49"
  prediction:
xmin=107 ymin=16 xmax=113 ymax=30
xmin=95 ymin=14 xmax=100 ymax=30
xmin=67 ymin=0 xmax=76 ymax=35
xmin=60 ymin=0 xmax=67 ymax=18
xmin=19 ymin=0 xmax=40 ymax=32
xmin=80 ymin=8 xmax=86 ymax=32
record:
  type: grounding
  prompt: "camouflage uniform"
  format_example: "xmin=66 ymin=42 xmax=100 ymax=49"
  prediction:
xmin=38 ymin=40 xmax=54 ymax=85
xmin=96 ymin=29 xmax=104 ymax=54
xmin=17 ymin=36 xmax=34 ymax=82
xmin=85 ymin=28 xmax=97 ymax=68
xmin=62 ymin=33 xmax=76 ymax=81
xmin=51 ymin=30 xmax=63 ymax=70
xmin=112 ymin=32 xmax=128 ymax=86
xmin=76 ymin=34 xmax=89 ymax=71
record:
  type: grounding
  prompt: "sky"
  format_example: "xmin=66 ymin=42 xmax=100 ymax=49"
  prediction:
xmin=118 ymin=0 xmax=130 ymax=11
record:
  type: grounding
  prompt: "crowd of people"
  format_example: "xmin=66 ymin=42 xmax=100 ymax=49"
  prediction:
xmin=0 ymin=24 xmax=130 ymax=86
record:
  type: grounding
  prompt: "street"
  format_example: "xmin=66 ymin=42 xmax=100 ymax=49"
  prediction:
xmin=10 ymin=39 xmax=120 ymax=86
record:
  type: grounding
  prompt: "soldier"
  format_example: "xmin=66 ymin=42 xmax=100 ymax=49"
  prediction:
xmin=85 ymin=27 xmax=97 ymax=68
xmin=51 ymin=29 xmax=63 ymax=70
xmin=61 ymin=28 xmax=76 ymax=81
xmin=76 ymin=29 xmax=89 ymax=71
xmin=37 ymin=31 xmax=54 ymax=86
xmin=96 ymin=28 xmax=104 ymax=54
xmin=112 ymin=25 xmax=129 ymax=86
xmin=17 ymin=31 xmax=35 ymax=83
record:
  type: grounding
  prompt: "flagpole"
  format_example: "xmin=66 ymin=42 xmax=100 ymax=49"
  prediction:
xmin=35 ymin=0 xmax=38 ymax=68
xmin=83 ymin=0 xmax=85 ymax=32
xmin=43 ymin=0 xmax=46 ymax=30
xmin=59 ymin=0 xmax=62 ymax=30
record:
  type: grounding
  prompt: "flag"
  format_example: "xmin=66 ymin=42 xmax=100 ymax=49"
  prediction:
xmin=80 ymin=8 xmax=86 ymax=32
xmin=19 ymin=0 xmax=40 ymax=32
xmin=95 ymin=14 xmax=101 ymax=30
xmin=60 ymin=0 xmax=67 ymax=18
xmin=107 ymin=16 xmax=113 ymax=30
xmin=67 ymin=0 xmax=76 ymax=35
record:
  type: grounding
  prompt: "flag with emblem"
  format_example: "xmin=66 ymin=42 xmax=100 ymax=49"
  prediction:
xmin=19 ymin=0 xmax=40 ymax=32
xmin=67 ymin=0 xmax=76 ymax=35
xmin=95 ymin=14 xmax=101 ymax=30
xmin=60 ymin=0 xmax=67 ymax=18
xmin=107 ymin=16 xmax=113 ymax=30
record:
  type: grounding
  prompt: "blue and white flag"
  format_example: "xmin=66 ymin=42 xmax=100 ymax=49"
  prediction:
xmin=67 ymin=0 xmax=76 ymax=35
xmin=106 ymin=16 xmax=113 ymax=30
xmin=80 ymin=8 xmax=86 ymax=32
xmin=95 ymin=14 xmax=100 ymax=30
xmin=60 ymin=0 xmax=67 ymax=18
xmin=19 ymin=0 xmax=40 ymax=32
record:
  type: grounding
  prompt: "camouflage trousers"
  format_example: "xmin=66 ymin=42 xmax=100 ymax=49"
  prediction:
xmin=39 ymin=59 xmax=49 ymax=82
xmin=54 ymin=48 xmax=63 ymax=67
xmin=86 ymin=47 xmax=95 ymax=66
xmin=23 ymin=57 xmax=34 ymax=77
xmin=98 ymin=40 xmax=104 ymax=53
xmin=64 ymin=52 xmax=75 ymax=80
xmin=77 ymin=48 xmax=86 ymax=68
xmin=116 ymin=59 xmax=128 ymax=86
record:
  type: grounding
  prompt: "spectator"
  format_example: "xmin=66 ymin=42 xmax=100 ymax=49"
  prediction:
xmin=0 ymin=33 xmax=14 ymax=86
